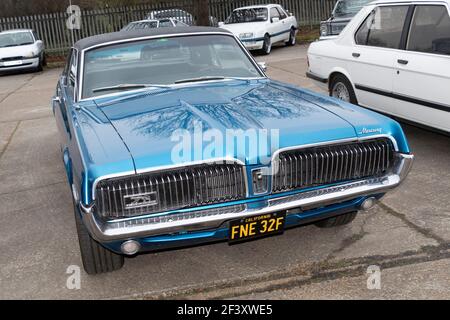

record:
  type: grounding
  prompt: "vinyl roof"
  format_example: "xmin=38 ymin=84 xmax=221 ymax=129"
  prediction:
xmin=73 ymin=27 xmax=230 ymax=51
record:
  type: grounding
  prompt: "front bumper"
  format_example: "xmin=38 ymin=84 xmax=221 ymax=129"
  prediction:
xmin=79 ymin=153 xmax=414 ymax=243
xmin=240 ymin=39 xmax=264 ymax=50
xmin=0 ymin=57 xmax=39 ymax=72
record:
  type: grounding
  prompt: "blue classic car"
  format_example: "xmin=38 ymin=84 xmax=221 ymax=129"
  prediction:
xmin=52 ymin=27 xmax=414 ymax=274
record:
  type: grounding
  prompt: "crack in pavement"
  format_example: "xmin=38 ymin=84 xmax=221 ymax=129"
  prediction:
xmin=132 ymin=243 xmax=450 ymax=300
xmin=0 ymin=115 xmax=54 ymax=125
xmin=378 ymin=201 xmax=446 ymax=245
xmin=325 ymin=213 xmax=371 ymax=260
xmin=0 ymin=180 xmax=67 ymax=197
xmin=0 ymin=74 xmax=36 ymax=105
xmin=0 ymin=121 xmax=20 ymax=161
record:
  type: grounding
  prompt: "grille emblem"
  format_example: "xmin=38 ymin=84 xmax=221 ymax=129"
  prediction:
xmin=124 ymin=192 xmax=158 ymax=210
xmin=252 ymin=168 xmax=269 ymax=195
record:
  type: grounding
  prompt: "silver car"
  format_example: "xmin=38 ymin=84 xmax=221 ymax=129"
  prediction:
xmin=121 ymin=18 xmax=188 ymax=31
xmin=0 ymin=29 xmax=45 ymax=73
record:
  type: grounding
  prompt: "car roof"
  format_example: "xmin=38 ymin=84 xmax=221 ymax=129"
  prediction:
xmin=370 ymin=0 xmax=449 ymax=5
xmin=0 ymin=29 xmax=33 ymax=34
xmin=73 ymin=27 xmax=231 ymax=51
xmin=233 ymin=4 xmax=279 ymax=10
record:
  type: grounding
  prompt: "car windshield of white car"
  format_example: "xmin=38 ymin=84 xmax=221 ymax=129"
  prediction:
xmin=226 ymin=8 xmax=268 ymax=24
xmin=0 ymin=32 xmax=34 ymax=48
xmin=82 ymin=34 xmax=263 ymax=99
xmin=333 ymin=0 xmax=372 ymax=18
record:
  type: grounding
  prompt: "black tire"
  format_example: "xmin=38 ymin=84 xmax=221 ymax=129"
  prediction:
xmin=36 ymin=58 xmax=43 ymax=72
xmin=286 ymin=28 xmax=296 ymax=46
xmin=329 ymin=74 xmax=358 ymax=104
xmin=74 ymin=207 xmax=124 ymax=275
xmin=315 ymin=211 xmax=358 ymax=228
xmin=261 ymin=34 xmax=272 ymax=55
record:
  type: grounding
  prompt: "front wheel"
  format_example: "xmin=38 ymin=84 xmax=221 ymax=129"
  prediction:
xmin=315 ymin=211 xmax=358 ymax=228
xmin=74 ymin=206 xmax=124 ymax=274
xmin=261 ymin=34 xmax=272 ymax=55
xmin=286 ymin=28 xmax=296 ymax=46
xmin=329 ymin=74 xmax=358 ymax=104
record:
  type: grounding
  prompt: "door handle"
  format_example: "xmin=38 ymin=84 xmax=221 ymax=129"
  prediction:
xmin=352 ymin=53 xmax=361 ymax=58
xmin=398 ymin=59 xmax=409 ymax=65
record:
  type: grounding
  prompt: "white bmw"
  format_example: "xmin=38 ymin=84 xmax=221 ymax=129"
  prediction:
xmin=219 ymin=4 xmax=298 ymax=55
xmin=307 ymin=0 xmax=450 ymax=134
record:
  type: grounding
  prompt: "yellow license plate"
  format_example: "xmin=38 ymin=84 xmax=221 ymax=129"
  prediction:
xmin=229 ymin=212 xmax=286 ymax=244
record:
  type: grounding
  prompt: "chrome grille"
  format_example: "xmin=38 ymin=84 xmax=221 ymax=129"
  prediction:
xmin=272 ymin=139 xmax=395 ymax=193
xmin=95 ymin=163 xmax=246 ymax=220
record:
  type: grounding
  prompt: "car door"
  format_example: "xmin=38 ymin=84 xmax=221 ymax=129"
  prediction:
xmin=393 ymin=4 xmax=450 ymax=132
xmin=348 ymin=5 xmax=410 ymax=115
xmin=276 ymin=6 xmax=291 ymax=41
xmin=268 ymin=7 xmax=284 ymax=43
xmin=54 ymin=49 xmax=77 ymax=143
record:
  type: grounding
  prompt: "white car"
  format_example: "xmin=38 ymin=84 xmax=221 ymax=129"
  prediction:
xmin=0 ymin=29 xmax=45 ymax=73
xmin=121 ymin=18 xmax=188 ymax=31
xmin=307 ymin=0 xmax=450 ymax=134
xmin=219 ymin=4 xmax=298 ymax=54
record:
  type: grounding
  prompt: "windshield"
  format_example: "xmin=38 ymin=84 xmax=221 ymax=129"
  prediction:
xmin=82 ymin=34 xmax=263 ymax=99
xmin=122 ymin=21 xmax=159 ymax=31
xmin=0 ymin=31 xmax=34 ymax=48
xmin=225 ymin=8 xmax=268 ymax=24
xmin=333 ymin=0 xmax=372 ymax=18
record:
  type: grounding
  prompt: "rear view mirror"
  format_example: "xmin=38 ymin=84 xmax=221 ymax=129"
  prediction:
xmin=218 ymin=21 xmax=225 ymax=27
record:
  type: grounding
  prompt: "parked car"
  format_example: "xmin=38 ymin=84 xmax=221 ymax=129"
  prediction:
xmin=320 ymin=0 xmax=373 ymax=39
xmin=219 ymin=4 xmax=298 ymax=54
xmin=308 ymin=0 xmax=450 ymax=134
xmin=0 ymin=29 xmax=45 ymax=73
xmin=53 ymin=27 xmax=413 ymax=274
xmin=121 ymin=18 xmax=188 ymax=31
xmin=147 ymin=8 xmax=218 ymax=26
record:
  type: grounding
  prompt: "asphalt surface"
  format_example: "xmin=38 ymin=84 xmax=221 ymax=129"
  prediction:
xmin=0 ymin=44 xmax=449 ymax=299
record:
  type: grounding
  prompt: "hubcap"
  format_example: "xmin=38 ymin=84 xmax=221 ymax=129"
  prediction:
xmin=332 ymin=82 xmax=351 ymax=102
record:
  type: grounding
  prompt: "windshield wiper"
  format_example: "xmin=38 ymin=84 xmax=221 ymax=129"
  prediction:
xmin=18 ymin=42 xmax=34 ymax=46
xmin=174 ymin=76 xmax=256 ymax=84
xmin=92 ymin=83 xmax=170 ymax=93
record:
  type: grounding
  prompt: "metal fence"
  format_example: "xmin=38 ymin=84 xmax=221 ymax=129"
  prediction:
xmin=0 ymin=0 xmax=336 ymax=55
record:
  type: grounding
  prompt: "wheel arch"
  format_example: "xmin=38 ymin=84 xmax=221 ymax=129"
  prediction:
xmin=328 ymin=68 xmax=355 ymax=92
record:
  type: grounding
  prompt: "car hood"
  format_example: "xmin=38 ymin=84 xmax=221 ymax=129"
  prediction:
xmin=0 ymin=44 xmax=37 ymax=59
xmin=220 ymin=22 xmax=266 ymax=35
xmin=92 ymin=79 xmax=404 ymax=171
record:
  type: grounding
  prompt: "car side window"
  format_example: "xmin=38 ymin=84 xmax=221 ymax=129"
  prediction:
xmin=67 ymin=51 xmax=78 ymax=99
xmin=407 ymin=5 xmax=450 ymax=56
xmin=355 ymin=6 xmax=409 ymax=49
xmin=277 ymin=7 xmax=287 ymax=20
xmin=270 ymin=7 xmax=280 ymax=22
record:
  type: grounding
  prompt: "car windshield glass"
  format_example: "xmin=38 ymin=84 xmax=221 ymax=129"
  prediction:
xmin=225 ymin=8 xmax=268 ymax=24
xmin=0 ymin=31 xmax=34 ymax=48
xmin=123 ymin=21 xmax=158 ymax=31
xmin=333 ymin=0 xmax=372 ymax=18
xmin=82 ymin=34 xmax=263 ymax=99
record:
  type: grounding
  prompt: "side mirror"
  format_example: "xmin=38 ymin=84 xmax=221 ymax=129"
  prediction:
xmin=218 ymin=21 xmax=224 ymax=27
xmin=271 ymin=17 xmax=280 ymax=23
xmin=257 ymin=62 xmax=267 ymax=72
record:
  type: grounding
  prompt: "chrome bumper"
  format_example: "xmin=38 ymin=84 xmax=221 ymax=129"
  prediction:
xmin=80 ymin=153 xmax=414 ymax=242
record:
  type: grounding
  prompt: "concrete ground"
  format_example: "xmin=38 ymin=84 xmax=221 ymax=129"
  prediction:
xmin=0 ymin=44 xmax=449 ymax=300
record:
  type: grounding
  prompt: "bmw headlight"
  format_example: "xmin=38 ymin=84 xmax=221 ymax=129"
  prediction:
xmin=320 ymin=22 xmax=328 ymax=37
xmin=239 ymin=32 xmax=254 ymax=39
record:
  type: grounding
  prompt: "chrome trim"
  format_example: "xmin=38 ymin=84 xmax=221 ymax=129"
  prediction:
xmin=80 ymin=152 xmax=413 ymax=242
xmin=77 ymin=32 xmax=267 ymax=102
xmin=91 ymin=157 xmax=248 ymax=200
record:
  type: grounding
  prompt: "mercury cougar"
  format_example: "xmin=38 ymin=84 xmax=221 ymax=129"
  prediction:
xmin=52 ymin=27 xmax=413 ymax=274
